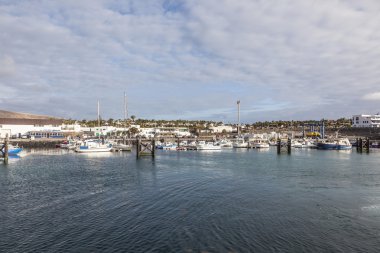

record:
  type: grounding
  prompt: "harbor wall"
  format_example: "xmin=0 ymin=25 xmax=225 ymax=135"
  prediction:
xmin=331 ymin=127 xmax=380 ymax=138
xmin=10 ymin=139 xmax=61 ymax=148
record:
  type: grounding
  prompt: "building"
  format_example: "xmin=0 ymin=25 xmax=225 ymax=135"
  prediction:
xmin=0 ymin=110 xmax=64 ymax=138
xmin=210 ymin=125 xmax=233 ymax=133
xmin=352 ymin=114 xmax=380 ymax=127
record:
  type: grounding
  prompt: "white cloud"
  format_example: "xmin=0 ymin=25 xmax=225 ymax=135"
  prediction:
xmin=0 ymin=0 xmax=380 ymax=121
xmin=362 ymin=92 xmax=380 ymax=101
xmin=0 ymin=55 xmax=15 ymax=76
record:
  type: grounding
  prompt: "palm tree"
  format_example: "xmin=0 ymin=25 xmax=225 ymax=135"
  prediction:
xmin=130 ymin=115 xmax=136 ymax=122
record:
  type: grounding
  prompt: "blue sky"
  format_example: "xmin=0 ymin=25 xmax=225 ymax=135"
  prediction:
xmin=1 ymin=0 xmax=380 ymax=122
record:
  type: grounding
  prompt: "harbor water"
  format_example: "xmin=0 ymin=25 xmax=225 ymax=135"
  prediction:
xmin=1 ymin=148 xmax=380 ymax=252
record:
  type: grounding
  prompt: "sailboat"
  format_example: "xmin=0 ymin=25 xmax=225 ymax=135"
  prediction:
xmin=233 ymin=100 xmax=248 ymax=148
xmin=75 ymin=100 xmax=112 ymax=153
xmin=112 ymin=92 xmax=132 ymax=151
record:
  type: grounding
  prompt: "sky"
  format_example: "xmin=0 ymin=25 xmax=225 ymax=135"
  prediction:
xmin=1 ymin=0 xmax=380 ymax=123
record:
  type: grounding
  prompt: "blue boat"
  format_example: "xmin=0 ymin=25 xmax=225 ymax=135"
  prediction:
xmin=1 ymin=144 xmax=23 ymax=155
xmin=317 ymin=138 xmax=352 ymax=150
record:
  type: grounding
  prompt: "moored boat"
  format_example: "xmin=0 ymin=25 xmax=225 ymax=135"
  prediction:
xmin=196 ymin=141 xmax=221 ymax=150
xmin=219 ymin=139 xmax=233 ymax=148
xmin=250 ymin=139 xmax=270 ymax=148
xmin=1 ymin=144 xmax=23 ymax=155
xmin=317 ymin=138 xmax=352 ymax=150
xmin=233 ymin=137 xmax=248 ymax=148
xmin=75 ymin=139 xmax=112 ymax=153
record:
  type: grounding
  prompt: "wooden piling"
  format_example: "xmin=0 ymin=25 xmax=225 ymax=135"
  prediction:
xmin=277 ymin=138 xmax=281 ymax=154
xmin=287 ymin=138 xmax=291 ymax=154
xmin=136 ymin=138 xmax=141 ymax=159
xmin=356 ymin=138 xmax=359 ymax=151
xmin=365 ymin=138 xmax=370 ymax=153
xmin=136 ymin=138 xmax=155 ymax=159
xmin=4 ymin=135 xmax=9 ymax=165
xmin=152 ymin=140 xmax=155 ymax=157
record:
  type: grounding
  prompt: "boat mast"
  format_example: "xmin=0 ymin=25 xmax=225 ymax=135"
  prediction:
xmin=97 ymin=100 xmax=100 ymax=127
xmin=124 ymin=92 xmax=128 ymax=130
xmin=237 ymin=100 xmax=240 ymax=136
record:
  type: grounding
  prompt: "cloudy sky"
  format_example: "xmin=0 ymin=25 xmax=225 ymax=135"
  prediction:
xmin=1 ymin=0 xmax=380 ymax=122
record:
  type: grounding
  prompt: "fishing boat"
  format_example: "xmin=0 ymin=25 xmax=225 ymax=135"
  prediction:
xmin=336 ymin=138 xmax=352 ymax=150
xmin=75 ymin=139 xmax=112 ymax=153
xmin=317 ymin=138 xmax=352 ymax=150
xmin=196 ymin=141 xmax=221 ymax=150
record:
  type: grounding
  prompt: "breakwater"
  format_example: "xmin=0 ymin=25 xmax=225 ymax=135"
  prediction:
xmin=10 ymin=139 xmax=61 ymax=148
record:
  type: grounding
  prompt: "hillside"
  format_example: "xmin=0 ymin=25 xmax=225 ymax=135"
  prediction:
xmin=0 ymin=109 xmax=59 ymax=119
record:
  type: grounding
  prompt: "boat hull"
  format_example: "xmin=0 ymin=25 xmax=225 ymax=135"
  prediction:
xmin=8 ymin=147 xmax=23 ymax=155
xmin=317 ymin=143 xmax=352 ymax=150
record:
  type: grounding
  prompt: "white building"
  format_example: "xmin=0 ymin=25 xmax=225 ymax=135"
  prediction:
xmin=352 ymin=114 xmax=380 ymax=127
xmin=81 ymin=126 xmax=117 ymax=136
xmin=210 ymin=125 xmax=233 ymax=133
xmin=0 ymin=111 xmax=63 ymax=138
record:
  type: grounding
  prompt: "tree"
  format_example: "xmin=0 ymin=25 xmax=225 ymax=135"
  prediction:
xmin=130 ymin=115 xmax=136 ymax=122
xmin=128 ymin=127 xmax=139 ymax=137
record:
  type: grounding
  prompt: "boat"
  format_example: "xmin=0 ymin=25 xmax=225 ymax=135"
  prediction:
xmin=111 ymin=143 xmax=132 ymax=151
xmin=75 ymin=139 xmax=112 ymax=153
xmin=233 ymin=137 xmax=248 ymax=148
xmin=196 ymin=141 xmax=221 ymax=150
xmin=250 ymin=138 xmax=270 ymax=148
xmin=336 ymin=138 xmax=352 ymax=150
xmin=292 ymin=139 xmax=304 ymax=148
xmin=371 ymin=141 xmax=380 ymax=148
xmin=268 ymin=140 xmax=278 ymax=146
xmin=303 ymin=139 xmax=318 ymax=149
xmin=219 ymin=139 xmax=233 ymax=148
xmin=59 ymin=140 xmax=77 ymax=150
xmin=162 ymin=142 xmax=177 ymax=150
xmin=317 ymin=138 xmax=352 ymax=150
xmin=1 ymin=143 xmax=23 ymax=155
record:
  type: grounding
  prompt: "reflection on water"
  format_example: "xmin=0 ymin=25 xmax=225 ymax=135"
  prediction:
xmin=2 ymin=148 xmax=380 ymax=252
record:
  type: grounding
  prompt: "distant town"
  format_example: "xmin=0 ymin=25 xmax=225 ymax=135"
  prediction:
xmin=1 ymin=109 xmax=379 ymax=140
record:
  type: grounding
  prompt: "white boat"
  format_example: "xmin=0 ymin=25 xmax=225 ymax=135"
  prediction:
xmin=219 ymin=139 xmax=233 ymax=148
xmin=250 ymin=139 xmax=270 ymax=148
xmin=268 ymin=140 xmax=278 ymax=146
xmin=196 ymin=141 xmax=221 ymax=150
xmin=60 ymin=140 xmax=77 ymax=150
xmin=233 ymin=138 xmax=248 ymax=148
xmin=162 ymin=142 xmax=177 ymax=150
xmin=302 ymin=139 xmax=317 ymax=148
xmin=112 ymin=143 xmax=132 ymax=151
xmin=75 ymin=139 xmax=112 ymax=153
xmin=292 ymin=139 xmax=304 ymax=148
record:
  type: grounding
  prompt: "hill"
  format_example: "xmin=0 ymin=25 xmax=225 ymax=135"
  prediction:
xmin=0 ymin=109 xmax=59 ymax=119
